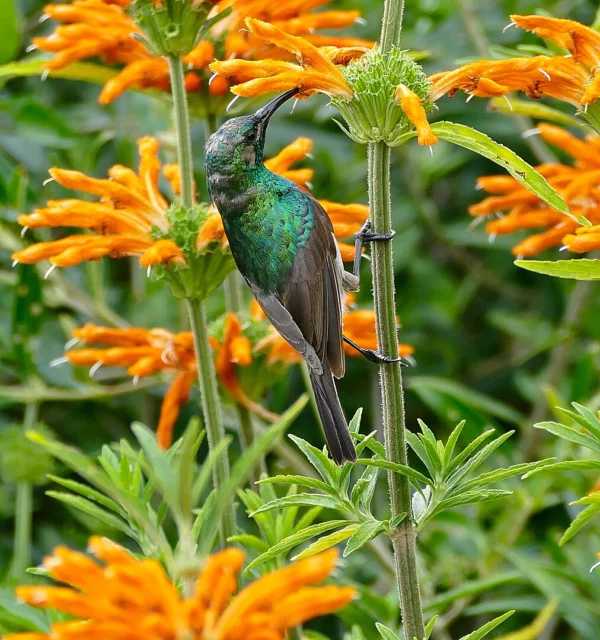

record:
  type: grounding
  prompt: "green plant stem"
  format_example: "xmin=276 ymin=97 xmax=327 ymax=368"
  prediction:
xmin=380 ymin=0 xmax=405 ymax=52
xmin=368 ymin=140 xmax=425 ymax=640
xmin=224 ymin=273 xmax=244 ymax=311
xmin=168 ymin=55 xmax=195 ymax=209
xmin=186 ymin=298 xmax=235 ymax=543
xmin=10 ymin=402 xmax=39 ymax=579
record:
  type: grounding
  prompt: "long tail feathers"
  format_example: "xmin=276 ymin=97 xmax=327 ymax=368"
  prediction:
xmin=309 ymin=363 xmax=356 ymax=464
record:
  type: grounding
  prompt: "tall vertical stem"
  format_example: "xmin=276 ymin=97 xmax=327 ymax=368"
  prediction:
xmin=168 ymin=55 xmax=195 ymax=209
xmin=168 ymin=55 xmax=235 ymax=542
xmin=368 ymin=143 xmax=425 ymax=639
xmin=10 ymin=402 xmax=38 ymax=579
xmin=369 ymin=1 xmax=425 ymax=636
xmin=186 ymin=298 xmax=236 ymax=542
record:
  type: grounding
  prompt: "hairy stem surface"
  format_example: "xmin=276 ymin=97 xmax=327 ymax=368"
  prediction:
xmin=186 ymin=298 xmax=235 ymax=543
xmin=168 ymin=55 xmax=195 ymax=209
xmin=368 ymin=141 xmax=425 ymax=639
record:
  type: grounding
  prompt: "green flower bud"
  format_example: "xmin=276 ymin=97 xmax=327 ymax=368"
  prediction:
xmin=128 ymin=0 xmax=228 ymax=57
xmin=0 ymin=426 xmax=55 ymax=485
xmin=332 ymin=46 xmax=435 ymax=145
xmin=150 ymin=203 xmax=235 ymax=301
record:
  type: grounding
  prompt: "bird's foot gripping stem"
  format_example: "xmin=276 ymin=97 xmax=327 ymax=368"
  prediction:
xmin=343 ymin=336 xmax=403 ymax=365
xmin=353 ymin=220 xmax=396 ymax=278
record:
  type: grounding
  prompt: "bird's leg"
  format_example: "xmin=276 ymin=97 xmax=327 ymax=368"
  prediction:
xmin=348 ymin=220 xmax=400 ymax=365
xmin=353 ymin=219 xmax=396 ymax=279
xmin=343 ymin=335 xmax=403 ymax=365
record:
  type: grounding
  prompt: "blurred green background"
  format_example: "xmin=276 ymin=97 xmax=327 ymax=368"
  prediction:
xmin=1 ymin=0 xmax=600 ymax=637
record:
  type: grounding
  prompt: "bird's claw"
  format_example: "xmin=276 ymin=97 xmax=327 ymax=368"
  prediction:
xmin=343 ymin=335 xmax=404 ymax=365
xmin=362 ymin=349 xmax=403 ymax=365
xmin=355 ymin=220 xmax=396 ymax=244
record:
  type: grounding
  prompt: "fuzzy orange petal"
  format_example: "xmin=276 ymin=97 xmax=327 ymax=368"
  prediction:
xmin=157 ymin=370 xmax=196 ymax=449
xmin=395 ymin=84 xmax=437 ymax=145
xmin=99 ymin=59 xmax=171 ymax=104
xmin=139 ymin=239 xmax=185 ymax=267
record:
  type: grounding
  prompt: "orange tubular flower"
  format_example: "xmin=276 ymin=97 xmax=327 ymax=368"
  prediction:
xmin=65 ymin=324 xmax=196 ymax=448
xmin=32 ymin=0 xmax=210 ymax=103
xmin=469 ymin=122 xmax=600 ymax=257
xmin=209 ymin=18 xmax=366 ymax=98
xmin=64 ymin=313 xmax=289 ymax=446
xmin=430 ymin=14 xmax=600 ymax=108
xmin=32 ymin=0 xmax=370 ymax=104
xmin=7 ymin=539 xmax=355 ymax=640
xmin=209 ymin=313 xmax=279 ymax=422
xmin=216 ymin=0 xmax=370 ymax=60
xmin=12 ymin=137 xmax=191 ymax=271
xmin=394 ymin=83 xmax=438 ymax=146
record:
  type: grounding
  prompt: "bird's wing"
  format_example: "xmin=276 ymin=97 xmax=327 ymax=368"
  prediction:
xmin=250 ymin=193 xmax=345 ymax=378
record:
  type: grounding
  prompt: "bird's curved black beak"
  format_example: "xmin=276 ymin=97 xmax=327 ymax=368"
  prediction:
xmin=255 ymin=88 xmax=300 ymax=125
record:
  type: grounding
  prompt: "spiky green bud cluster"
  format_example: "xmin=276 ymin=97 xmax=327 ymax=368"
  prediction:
xmin=128 ymin=0 xmax=229 ymax=57
xmin=332 ymin=46 xmax=434 ymax=145
xmin=151 ymin=203 xmax=235 ymax=301
xmin=0 ymin=426 xmax=55 ymax=485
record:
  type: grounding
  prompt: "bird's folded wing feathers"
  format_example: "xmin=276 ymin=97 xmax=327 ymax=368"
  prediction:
xmin=252 ymin=194 xmax=346 ymax=378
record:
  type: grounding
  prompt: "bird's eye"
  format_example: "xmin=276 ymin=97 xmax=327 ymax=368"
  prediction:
xmin=247 ymin=130 xmax=257 ymax=142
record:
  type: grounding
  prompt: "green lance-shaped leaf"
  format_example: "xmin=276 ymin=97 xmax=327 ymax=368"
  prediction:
xmin=344 ymin=519 xmax=389 ymax=557
xmin=458 ymin=611 xmax=515 ymax=640
xmin=292 ymin=524 xmax=360 ymax=561
xmin=245 ymin=520 xmax=349 ymax=571
xmin=515 ymin=259 xmax=600 ymax=281
xmin=560 ymin=495 xmax=600 ymax=545
xmin=534 ymin=421 xmax=600 ymax=453
xmin=523 ymin=459 xmax=600 ymax=479
xmin=357 ymin=457 xmax=430 ymax=487
xmin=428 ymin=122 xmax=575 ymax=221
xmin=558 ymin=403 xmax=600 ymax=440
xmin=375 ymin=623 xmax=402 ymax=640
xmin=46 ymin=491 xmax=135 ymax=536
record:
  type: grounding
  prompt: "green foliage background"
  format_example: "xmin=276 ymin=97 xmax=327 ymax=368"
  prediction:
xmin=1 ymin=0 xmax=600 ymax=638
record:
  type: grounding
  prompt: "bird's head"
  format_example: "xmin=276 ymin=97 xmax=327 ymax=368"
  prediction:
xmin=205 ymin=89 xmax=298 ymax=174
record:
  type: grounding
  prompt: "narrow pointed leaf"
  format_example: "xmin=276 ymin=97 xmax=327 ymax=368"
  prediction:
xmin=357 ymin=458 xmax=430 ymax=486
xmin=515 ymin=259 xmax=600 ymax=281
xmin=534 ymin=421 xmax=600 ymax=453
xmin=246 ymin=520 xmax=348 ymax=570
xmin=458 ymin=611 xmax=515 ymax=640
xmin=431 ymin=122 xmax=569 ymax=218
xmin=46 ymin=491 xmax=134 ymax=536
xmin=343 ymin=519 xmax=387 ymax=556
xmin=292 ymin=524 xmax=360 ymax=560
xmin=559 ymin=502 xmax=600 ymax=545
xmin=376 ymin=623 xmax=402 ymax=640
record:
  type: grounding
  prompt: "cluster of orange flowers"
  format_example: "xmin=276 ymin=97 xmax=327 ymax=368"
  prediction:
xmin=210 ymin=18 xmax=438 ymax=147
xmin=32 ymin=0 xmax=370 ymax=104
xmin=13 ymin=135 xmax=369 ymax=272
xmin=430 ymin=15 xmax=600 ymax=109
xmin=470 ymin=122 xmax=600 ymax=257
xmin=13 ymin=136 xmax=187 ymax=271
xmin=63 ymin=294 xmax=413 ymax=449
xmin=6 ymin=538 xmax=355 ymax=640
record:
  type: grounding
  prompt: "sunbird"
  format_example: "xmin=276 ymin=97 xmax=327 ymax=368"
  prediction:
xmin=206 ymin=89 xmax=397 ymax=464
